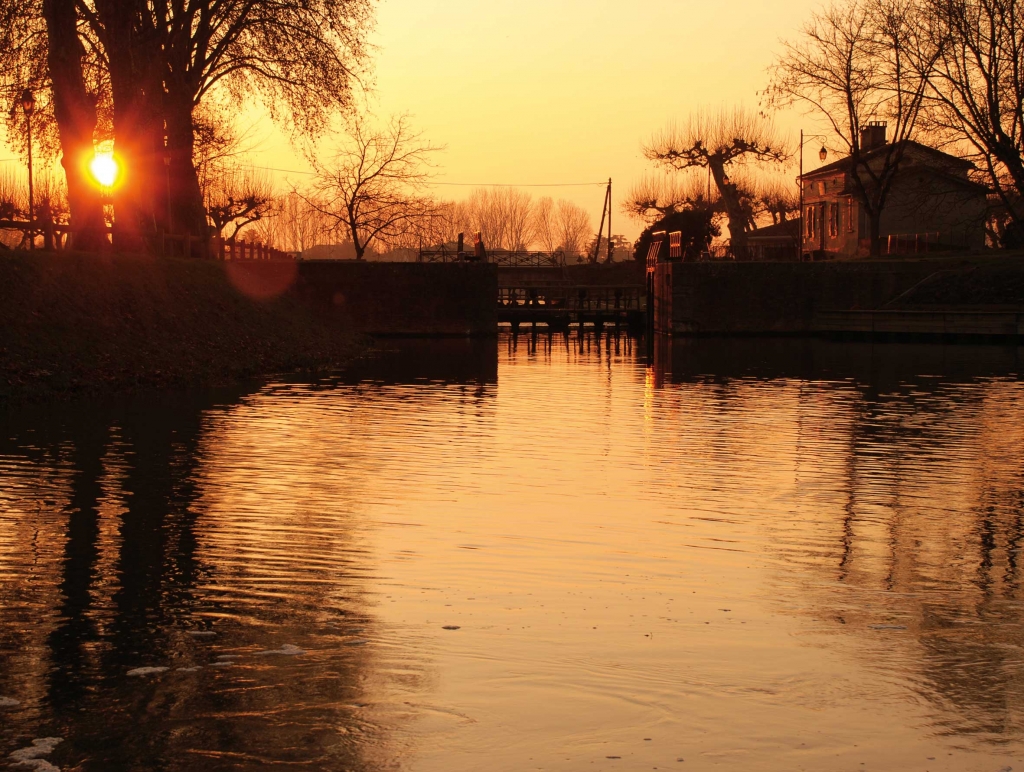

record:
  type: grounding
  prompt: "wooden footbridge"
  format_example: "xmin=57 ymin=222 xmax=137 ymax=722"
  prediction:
xmin=498 ymin=282 xmax=646 ymax=332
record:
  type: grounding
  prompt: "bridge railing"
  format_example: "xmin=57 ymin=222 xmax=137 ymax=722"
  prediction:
xmin=418 ymin=249 xmax=568 ymax=267
xmin=499 ymin=285 xmax=646 ymax=311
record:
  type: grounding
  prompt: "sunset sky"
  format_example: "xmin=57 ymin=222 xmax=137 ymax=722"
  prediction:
xmin=258 ymin=0 xmax=830 ymax=239
xmin=0 ymin=0 xmax=834 ymax=241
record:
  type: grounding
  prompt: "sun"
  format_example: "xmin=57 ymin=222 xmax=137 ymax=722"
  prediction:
xmin=89 ymin=153 xmax=119 ymax=188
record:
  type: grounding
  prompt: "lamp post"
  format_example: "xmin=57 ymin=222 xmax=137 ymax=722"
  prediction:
xmin=798 ymin=130 xmax=829 ymax=261
xmin=20 ymin=88 xmax=35 ymax=251
xmin=163 ymin=149 xmax=172 ymax=235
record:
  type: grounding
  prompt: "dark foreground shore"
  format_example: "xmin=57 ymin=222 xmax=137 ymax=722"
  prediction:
xmin=0 ymin=253 xmax=363 ymax=402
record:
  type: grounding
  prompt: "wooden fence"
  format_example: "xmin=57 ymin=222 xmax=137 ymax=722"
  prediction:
xmin=0 ymin=220 xmax=294 ymax=261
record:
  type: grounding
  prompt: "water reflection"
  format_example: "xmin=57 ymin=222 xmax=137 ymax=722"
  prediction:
xmin=2 ymin=334 xmax=1024 ymax=770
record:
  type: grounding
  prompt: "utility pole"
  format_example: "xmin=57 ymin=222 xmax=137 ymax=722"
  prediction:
xmin=21 ymin=89 xmax=35 ymax=251
xmin=798 ymin=129 xmax=803 ymax=262
xmin=592 ymin=178 xmax=613 ymax=264
xmin=606 ymin=178 xmax=613 ymax=264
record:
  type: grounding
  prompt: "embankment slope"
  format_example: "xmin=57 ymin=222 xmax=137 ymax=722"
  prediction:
xmin=0 ymin=253 xmax=361 ymax=401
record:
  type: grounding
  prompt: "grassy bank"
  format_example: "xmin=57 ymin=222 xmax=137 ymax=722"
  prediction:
xmin=0 ymin=253 xmax=362 ymax=402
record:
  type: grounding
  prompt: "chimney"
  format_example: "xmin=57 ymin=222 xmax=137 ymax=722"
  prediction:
xmin=860 ymin=121 xmax=887 ymax=151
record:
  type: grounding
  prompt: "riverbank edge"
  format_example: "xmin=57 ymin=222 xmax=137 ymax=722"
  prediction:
xmin=0 ymin=253 xmax=367 ymax=403
xmin=660 ymin=253 xmax=1024 ymax=338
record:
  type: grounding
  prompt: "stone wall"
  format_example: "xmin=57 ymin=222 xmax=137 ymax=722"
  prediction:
xmin=665 ymin=256 xmax=1017 ymax=335
xmin=227 ymin=260 xmax=498 ymax=336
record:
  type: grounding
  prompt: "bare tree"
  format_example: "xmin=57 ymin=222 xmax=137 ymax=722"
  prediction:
xmin=532 ymin=197 xmax=557 ymax=251
xmin=624 ymin=171 xmax=720 ymax=224
xmin=205 ymin=167 xmax=276 ymax=239
xmin=0 ymin=168 xmax=26 ymax=221
xmin=497 ymin=188 xmax=534 ymax=251
xmin=304 ymin=115 xmax=440 ymax=260
xmin=463 ymin=188 xmax=507 ymax=251
xmin=768 ymin=0 xmax=938 ymax=254
xmin=278 ymin=191 xmax=333 ymax=253
xmin=922 ymin=0 xmax=1024 ymax=242
xmin=555 ymin=200 xmax=592 ymax=257
xmin=643 ymin=107 xmax=789 ymax=258
xmin=753 ymin=177 xmax=801 ymax=225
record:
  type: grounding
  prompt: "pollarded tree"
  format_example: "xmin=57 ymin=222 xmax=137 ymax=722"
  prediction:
xmin=643 ymin=107 xmax=789 ymax=259
xmin=205 ymin=167 xmax=275 ymax=239
xmin=768 ymin=0 xmax=939 ymax=254
xmin=303 ymin=115 xmax=441 ymax=260
xmin=624 ymin=171 xmax=719 ymax=223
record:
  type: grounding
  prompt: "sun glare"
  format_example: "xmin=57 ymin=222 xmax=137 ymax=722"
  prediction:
xmin=89 ymin=153 xmax=119 ymax=188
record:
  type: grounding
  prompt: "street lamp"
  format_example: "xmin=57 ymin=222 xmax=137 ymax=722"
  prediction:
xmin=163 ymin=149 xmax=172 ymax=234
xmin=20 ymin=88 xmax=35 ymax=251
xmin=798 ymin=130 xmax=830 ymax=260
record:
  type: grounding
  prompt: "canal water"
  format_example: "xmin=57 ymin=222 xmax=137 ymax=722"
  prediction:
xmin=3 ymin=334 xmax=1024 ymax=771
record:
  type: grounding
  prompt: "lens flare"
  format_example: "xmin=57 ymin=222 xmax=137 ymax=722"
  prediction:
xmin=89 ymin=154 xmax=119 ymax=188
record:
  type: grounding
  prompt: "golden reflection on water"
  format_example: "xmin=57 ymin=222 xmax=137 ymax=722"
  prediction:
xmin=2 ymin=335 xmax=1024 ymax=771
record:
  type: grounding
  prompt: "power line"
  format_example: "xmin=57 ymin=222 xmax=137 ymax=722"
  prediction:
xmin=249 ymin=164 xmax=606 ymax=188
xmin=425 ymin=181 xmax=606 ymax=188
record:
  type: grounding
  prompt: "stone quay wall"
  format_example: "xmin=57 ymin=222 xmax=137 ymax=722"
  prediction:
xmin=659 ymin=255 xmax=1024 ymax=336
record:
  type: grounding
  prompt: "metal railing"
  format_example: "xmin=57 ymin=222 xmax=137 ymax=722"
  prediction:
xmin=883 ymin=231 xmax=969 ymax=255
xmin=499 ymin=284 xmax=646 ymax=311
xmin=419 ymin=248 xmax=569 ymax=267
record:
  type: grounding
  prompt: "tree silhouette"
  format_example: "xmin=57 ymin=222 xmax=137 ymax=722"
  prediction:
xmin=643 ymin=107 xmax=789 ymax=259
xmin=768 ymin=0 xmax=938 ymax=254
xmin=303 ymin=115 xmax=440 ymax=260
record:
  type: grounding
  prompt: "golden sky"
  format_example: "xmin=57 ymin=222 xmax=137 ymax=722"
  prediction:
xmin=0 ymin=0 xmax=829 ymax=241
xmin=257 ymin=0 xmax=827 ymax=239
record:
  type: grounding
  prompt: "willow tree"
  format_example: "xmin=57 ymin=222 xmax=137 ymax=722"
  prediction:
xmin=643 ymin=108 xmax=789 ymax=259
xmin=80 ymin=0 xmax=375 ymax=243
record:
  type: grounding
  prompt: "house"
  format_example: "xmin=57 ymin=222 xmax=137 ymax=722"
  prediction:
xmin=800 ymin=122 xmax=989 ymax=259
xmin=748 ymin=219 xmax=800 ymax=261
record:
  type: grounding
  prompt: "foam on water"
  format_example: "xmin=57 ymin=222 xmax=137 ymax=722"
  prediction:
xmin=126 ymin=667 xmax=169 ymax=677
xmin=255 ymin=644 xmax=305 ymax=656
xmin=10 ymin=737 xmax=62 ymax=770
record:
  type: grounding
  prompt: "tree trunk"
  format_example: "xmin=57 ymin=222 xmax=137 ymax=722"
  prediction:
xmin=868 ymin=210 xmax=882 ymax=256
xmin=709 ymin=158 xmax=749 ymax=260
xmin=42 ymin=0 xmax=107 ymax=251
xmin=94 ymin=0 xmax=162 ymax=251
xmin=165 ymin=94 xmax=209 ymax=244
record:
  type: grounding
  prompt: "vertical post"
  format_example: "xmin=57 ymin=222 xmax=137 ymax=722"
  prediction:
xmin=163 ymin=148 xmax=172 ymax=237
xmin=592 ymin=182 xmax=609 ymax=263
xmin=25 ymin=101 xmax=35 ymax=251
xmin=607 ymin=178 xmax=613 ymax=264
xmin=798 ymin=130 xmax=804 ymax=262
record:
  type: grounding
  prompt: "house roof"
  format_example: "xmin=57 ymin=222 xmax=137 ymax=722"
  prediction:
xmin=748 ymin=219 xmax=799 ymax=242
xmin=800 ymin=140 xmax=974 ymax=179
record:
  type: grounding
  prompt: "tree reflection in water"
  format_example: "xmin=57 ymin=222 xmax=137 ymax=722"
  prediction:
xmin=2 ymin=335 xmax=1024 ymax=769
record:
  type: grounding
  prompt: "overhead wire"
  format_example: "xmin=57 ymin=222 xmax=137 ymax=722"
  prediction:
xmin=246 ymin=164 xmax=606 ymax=188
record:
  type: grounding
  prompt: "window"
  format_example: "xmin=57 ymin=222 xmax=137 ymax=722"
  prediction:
xmin=669 ymin=231 xmax=682 ymax=259
xmin=829 ymin=203 xmax=840 ymax=237
xmin=805 ymin=206 xmax=816 ymax=239
xmin=846 ymin=198 xmax=855 ymax=232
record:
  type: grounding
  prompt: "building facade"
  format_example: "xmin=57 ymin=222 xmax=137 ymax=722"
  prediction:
xmin=800 ymin=124 xmax=988 ymax=259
